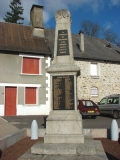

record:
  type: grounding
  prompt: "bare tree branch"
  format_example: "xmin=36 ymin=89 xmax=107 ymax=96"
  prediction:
xmin=80 ymin=20 xmax=100 ymax=37
xmin=102 ymin=28 xmax=118 ymax=44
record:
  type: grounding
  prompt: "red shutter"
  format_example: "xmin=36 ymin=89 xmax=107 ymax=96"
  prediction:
xmin=5 ymin=87 xmax=16 ymax=116
xmin=25 ymin=87 xmax=36 ymax=104
xmin=23 ymin=57 xmax=39 ymax=74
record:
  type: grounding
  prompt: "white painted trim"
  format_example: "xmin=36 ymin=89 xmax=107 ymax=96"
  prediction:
xmin=24 ymin=87 xmax=25 ymax=105
xmin=0 ymin=83 xmax=41 ymax=87
xmin=40 ymin=58 xmax=42 ymax=75
xmin=37 ymin=87 xmax=39 ymax=104
xmin=0 ymin=105 xmax=4 ymax=116
xmin=19 ymin=54 xmax=44 ymax=58
xmin=45 ymin=57 xmax=51 ymax=68
xmin=3 ymin=87 xmax=5 ymax=115
xmin=36 ymin=87 xmax=38 ymax=105
xmin=45 ymin=57 xmax=51 ymax=112
xmin=20 ymin=73 xmax=43 ymax=76
xmin=17 ymin=104 xmax=49 ymax=115
xmin=16 ymin=87 xmax=18 ymax=115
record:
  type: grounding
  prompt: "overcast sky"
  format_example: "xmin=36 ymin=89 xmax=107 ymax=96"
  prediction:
xmin=0 ymin=0 xmax=120 ymax=39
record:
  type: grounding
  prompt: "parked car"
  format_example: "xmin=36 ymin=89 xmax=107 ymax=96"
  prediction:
xmin=98 ymin=94 xmax=120 ymax=119
xmin=77 ymin=100 xmax=100 ymax=119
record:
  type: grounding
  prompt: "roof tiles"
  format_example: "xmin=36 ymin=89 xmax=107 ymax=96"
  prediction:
xmin=0 ymin=22 xmax=120 ymax=63
xmin=0 ymin=22 xmax=51 ymax=54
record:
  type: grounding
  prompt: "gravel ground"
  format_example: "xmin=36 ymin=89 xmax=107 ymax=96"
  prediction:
xmin=0 ymin=137 xmax=120 ymax=160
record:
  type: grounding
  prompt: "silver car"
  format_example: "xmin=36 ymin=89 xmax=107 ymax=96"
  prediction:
xmin=98 ymin=94 xmax=120 ymax=119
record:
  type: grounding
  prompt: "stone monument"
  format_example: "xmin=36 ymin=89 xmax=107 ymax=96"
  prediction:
xmin=44 ymin=9 xmax=84 ymax=145
xmin=18 ymin=9 xmax=108 ymax=159
xmin=30 ymin=9 xmax=85 ymax=155
xmin=29 ymin=9 xmax=98 ymax=156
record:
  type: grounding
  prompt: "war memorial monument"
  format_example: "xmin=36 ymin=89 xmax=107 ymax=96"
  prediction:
xmin=18 ymin=9 xmax=108 ymax=160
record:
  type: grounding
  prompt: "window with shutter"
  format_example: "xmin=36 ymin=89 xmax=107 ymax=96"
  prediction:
xmin=25 ymin=87 xmax=36 ymax=104
xmin=22 ymin=57 xmax=40 ymax=74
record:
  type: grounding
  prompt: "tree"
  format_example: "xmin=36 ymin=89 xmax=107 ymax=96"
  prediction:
xmin=80 ymin=20 xmax=120 ymax=47
xmin=80 ymin=20 xmax=100 ymax=37
xmin=3 ymin=0 xmax=24 ymax=24
xmin=102 ymin=28 xmax=118 ymax=44
xmin=116 ymin=40 xmax=120 ymax=48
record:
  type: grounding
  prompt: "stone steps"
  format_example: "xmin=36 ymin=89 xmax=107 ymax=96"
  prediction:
xmin=31 ymin=135 xmax=95 ymax=155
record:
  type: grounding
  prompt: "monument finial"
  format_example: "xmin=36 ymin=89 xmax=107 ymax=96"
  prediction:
xmin=55 ymin=9 xmax=71 ymax=23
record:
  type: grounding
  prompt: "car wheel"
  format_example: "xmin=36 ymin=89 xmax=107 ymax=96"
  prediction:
xmin=113 ymin=111 xmax=119 ymax=119
xmin=92 ymin=116 xmax=97 ymax=119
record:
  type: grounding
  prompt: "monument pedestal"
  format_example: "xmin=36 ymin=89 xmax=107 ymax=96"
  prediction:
xmin=31 ymin=110 xmax=85 ymax=155
xmin=31 ymin=136 xmax=96 ymax=155
xmin=44 ymin=110 xmax=84 ymax=144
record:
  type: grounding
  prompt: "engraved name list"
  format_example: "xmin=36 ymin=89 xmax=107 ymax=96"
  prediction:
xmin=53 ymin=76 xmax=74 ymax=110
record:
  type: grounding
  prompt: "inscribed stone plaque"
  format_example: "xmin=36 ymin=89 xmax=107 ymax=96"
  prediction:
xmin=57 ymin=30 xmax=69 ymax=55
xmin=53 ymin=76 xmax=74 ymax=110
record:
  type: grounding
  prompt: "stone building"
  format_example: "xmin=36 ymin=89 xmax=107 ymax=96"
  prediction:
xmin=0 ymin=4 xmax=120 ymax=116
xmin=45 ymin=30 xmax=120 ymax=103
xmin=74 ymin=34 xmax=120 ymax=103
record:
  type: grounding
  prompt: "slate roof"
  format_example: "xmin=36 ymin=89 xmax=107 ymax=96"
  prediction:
xmin=0 ymin=22 xmax=51 ymax=55
xmin=0 ymin=22 xmax=120 ymax=63
xmin=45 ymin=29 xmax=120 ymax=63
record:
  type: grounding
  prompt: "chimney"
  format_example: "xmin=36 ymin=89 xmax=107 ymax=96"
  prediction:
xmin=30 ymin=4 xmax=44 ymax=37
xmin=79 ymin=30 xmax=84 ymax=52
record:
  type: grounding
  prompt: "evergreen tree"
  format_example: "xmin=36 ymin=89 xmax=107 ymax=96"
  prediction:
xmin=3 ymin=0 xmax=24 ymax=24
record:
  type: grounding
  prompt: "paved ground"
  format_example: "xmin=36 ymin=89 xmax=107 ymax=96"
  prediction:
xmin=1 ymin=115 xmax=120 ymax=130
xmin=0 ymin=116 xmax=109 ymax=160
xmin=1 ymin=115 xmax=47 ymax=130
xmin=0 ymin=115 xmax=47 ymax=138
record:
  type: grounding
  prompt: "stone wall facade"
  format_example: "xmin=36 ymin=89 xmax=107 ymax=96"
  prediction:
xmin=75 ymin=60 xmax=120 ymax=103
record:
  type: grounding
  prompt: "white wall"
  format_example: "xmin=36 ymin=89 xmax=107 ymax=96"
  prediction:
xmin=17 ymin=105 xmax=49 ymax=115
xmin=0 ymin=105 xmax=4 ymax=116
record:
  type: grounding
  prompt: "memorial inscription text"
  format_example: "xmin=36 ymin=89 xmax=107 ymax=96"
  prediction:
xmin=53 ymin=76 xmax=74 ymax=110
xmin=57 ymin=30 xmax=69 ymax=55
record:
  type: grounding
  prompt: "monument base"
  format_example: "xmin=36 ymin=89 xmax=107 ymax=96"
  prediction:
xmin=44 ymin=134 xmax=84 ymax=143
xmin=18 ymin=136 xmax=108 ymax=160
xmin=31 ymin=135 xmax=96 ymax=155
xmin=44 ymin=110 xmax=84 ymax=144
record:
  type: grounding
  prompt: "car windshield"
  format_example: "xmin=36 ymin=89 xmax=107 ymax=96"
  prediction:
xmin=99 ymin=98 xmax=106 ymax=105
xmin=83 ymin=100 xmax=96 ymax=107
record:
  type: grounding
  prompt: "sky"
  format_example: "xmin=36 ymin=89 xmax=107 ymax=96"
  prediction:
xmin=0 ymin=0 xmax=120 ymax=39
